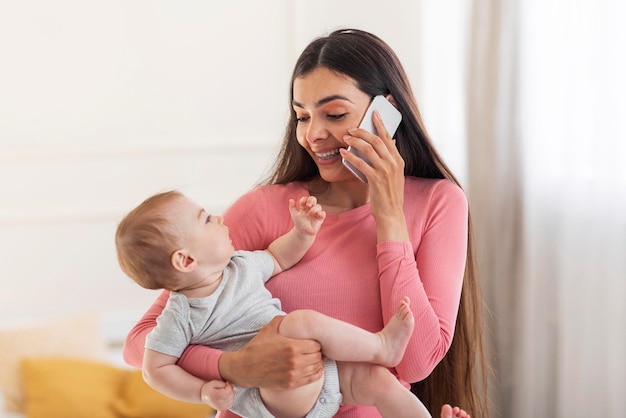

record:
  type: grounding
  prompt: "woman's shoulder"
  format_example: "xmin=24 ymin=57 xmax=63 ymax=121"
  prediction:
xmin=405 ymin=176 xmax=464 ymax=194
xmin=405 ymin=177 xmax=467 ymax=207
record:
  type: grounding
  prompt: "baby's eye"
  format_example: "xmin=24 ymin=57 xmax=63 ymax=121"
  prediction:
xmin=205 ymin=214 xmax=212 ymax=224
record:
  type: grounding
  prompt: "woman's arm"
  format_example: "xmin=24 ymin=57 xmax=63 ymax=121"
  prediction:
xmin=378 ymin=182 xmax=467 ymax=382
xmin=346 ymin=115 xmax=467 ymax=382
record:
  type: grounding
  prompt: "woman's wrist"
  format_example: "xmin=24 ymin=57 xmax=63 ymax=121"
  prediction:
xmin=217 ymin=350 xmax=239 ymax=386
xmin=218 ymin=349 xmax=255 ymax=388
xmin=375 ymin=212 xmax=410 ymax=242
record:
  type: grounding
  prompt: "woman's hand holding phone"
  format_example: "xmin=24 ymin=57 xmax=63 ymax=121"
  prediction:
xmin=341 ymin=95 xmax=402 ymax=183
xmin=340 ymin=95 xmax=409 ymax=242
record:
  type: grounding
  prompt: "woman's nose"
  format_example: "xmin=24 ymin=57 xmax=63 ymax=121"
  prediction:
xmin=305 ymin=118 xmax=328 ymax=143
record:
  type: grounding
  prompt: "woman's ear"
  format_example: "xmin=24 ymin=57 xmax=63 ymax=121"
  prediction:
xmin=385 ymin=94 xmax=398 ymax=108
xmin=171 ymin=249 xmax=197 ymax=273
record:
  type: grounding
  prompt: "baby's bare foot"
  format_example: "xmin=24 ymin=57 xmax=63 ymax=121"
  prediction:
xmin=374 ymin=296 xmax=415 ymax=367
xmin=441 ymin=404 xmax=470 ymax=418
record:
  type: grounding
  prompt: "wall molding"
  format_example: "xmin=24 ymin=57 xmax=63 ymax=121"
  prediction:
xmin=0 ymin=137 xmax=279 ymax=163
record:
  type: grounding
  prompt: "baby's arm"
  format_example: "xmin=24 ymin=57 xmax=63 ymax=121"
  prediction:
xmin=267 ymin=196 xmax=326 ymax=275
xmin=143 ymin=348 xmax=234 ymax=411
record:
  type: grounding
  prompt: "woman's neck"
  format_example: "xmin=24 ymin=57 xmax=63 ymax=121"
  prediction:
xmin=307 ymin=178 xmax=370 ymax=215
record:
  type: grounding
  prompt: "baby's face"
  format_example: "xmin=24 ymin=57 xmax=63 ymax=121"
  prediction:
xmin=172 ymin=196 xmax=234 ymax=266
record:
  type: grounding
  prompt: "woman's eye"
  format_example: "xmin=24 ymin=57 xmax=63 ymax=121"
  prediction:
xmin=295 ymin=113 xmax=345 ymax=123
xmin=295 ymin=116 xmax=309 ymax=123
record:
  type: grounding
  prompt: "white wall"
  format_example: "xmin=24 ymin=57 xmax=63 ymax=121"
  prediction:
xmin=0 ymin=0 xmax=468 ymax=321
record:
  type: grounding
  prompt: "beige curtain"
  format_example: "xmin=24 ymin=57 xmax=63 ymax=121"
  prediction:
xmin=467 ymin=1 xmax=626 ymax=417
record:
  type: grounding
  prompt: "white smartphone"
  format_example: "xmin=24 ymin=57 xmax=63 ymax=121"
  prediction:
xmin=342 ymin=95 xmax=402 ymax=183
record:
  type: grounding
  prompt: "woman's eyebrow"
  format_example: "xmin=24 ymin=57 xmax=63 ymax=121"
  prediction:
xmin=292 ymin=95 xmax=353 ymax=109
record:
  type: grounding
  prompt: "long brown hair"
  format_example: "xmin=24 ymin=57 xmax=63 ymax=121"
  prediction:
xmin=265 ymin=28 xmax=490 ymax=417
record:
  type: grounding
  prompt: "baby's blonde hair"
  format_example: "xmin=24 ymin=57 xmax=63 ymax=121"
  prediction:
xmin=115 ymin=190 xmax=184 ymax=290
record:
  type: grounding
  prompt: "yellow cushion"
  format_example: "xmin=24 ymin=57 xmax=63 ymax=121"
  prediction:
xmin=0 ymin=312 xmax=108 ymax=413
xmin=20 ymin=358 xmax=214 ymax=418
xmin=21 ymin=357 xmax=127 ymax=418
xmin=113 ymin=369 xmax=214 ymax=418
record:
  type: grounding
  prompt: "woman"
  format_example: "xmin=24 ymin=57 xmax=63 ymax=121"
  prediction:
xmin=124 ymin=28 xmax=488 ymax=417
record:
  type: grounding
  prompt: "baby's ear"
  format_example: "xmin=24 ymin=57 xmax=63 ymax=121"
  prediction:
xmin=171 ymin=249 xmax=197 ymax=272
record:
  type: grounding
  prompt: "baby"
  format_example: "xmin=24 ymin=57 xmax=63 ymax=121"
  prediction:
xmin=116 ymin=190 xmax=468 ymax=418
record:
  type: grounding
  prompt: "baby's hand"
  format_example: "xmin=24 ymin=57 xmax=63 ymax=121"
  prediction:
xmin=200 ymin=380 xmax=234 ymax=411
xmin=289 ymin=196 xmax=326 ymax=236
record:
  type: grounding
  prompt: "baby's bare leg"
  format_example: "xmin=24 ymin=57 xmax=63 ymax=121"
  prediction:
xmin=338 ymin=362 xmax=431 ymax=418
xmin=279 ymin=297 xmax=414 ymax=367
xmin=260 ymin=378 xmax=324 ymax=418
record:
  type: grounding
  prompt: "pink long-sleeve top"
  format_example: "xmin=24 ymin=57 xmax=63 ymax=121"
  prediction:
xmin=123 ymin=177 xmax=467 ymax=418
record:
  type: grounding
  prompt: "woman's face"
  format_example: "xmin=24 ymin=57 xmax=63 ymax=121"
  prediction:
xmin=292 ymin=67 xmax=371 ymax=183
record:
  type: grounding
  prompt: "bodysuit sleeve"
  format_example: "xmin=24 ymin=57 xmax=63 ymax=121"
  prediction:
xmin=378 ymin=180 xmax=468 ymax=382
xmin=123 ymin=290 xmax=224 ymax=381
xmin=145 ymin=293 xmax=192 ymax=358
